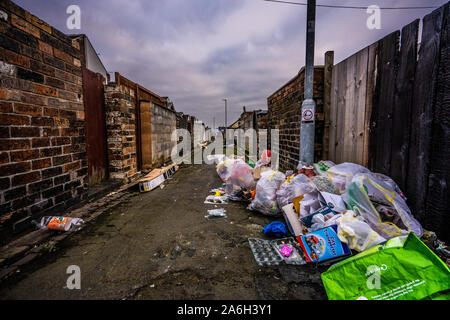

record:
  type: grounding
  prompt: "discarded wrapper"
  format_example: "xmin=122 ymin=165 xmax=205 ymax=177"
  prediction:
xmin=33 ymin=216 xmax=84 ymax=232
xmin=204 ymin=195 xmax=228 ymax=204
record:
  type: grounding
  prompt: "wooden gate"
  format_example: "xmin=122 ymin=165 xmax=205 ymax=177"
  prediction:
xmin=82 ymin=68 xmax=109 ymax=185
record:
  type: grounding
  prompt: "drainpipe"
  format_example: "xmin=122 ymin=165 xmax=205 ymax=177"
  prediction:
xmin=300 ymin=0 xmax=316 ymax=165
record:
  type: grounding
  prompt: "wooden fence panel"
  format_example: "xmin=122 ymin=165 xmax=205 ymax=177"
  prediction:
xmin=336 ymin=60 xmax=348 ymax=164
xmin=343 ymin=53 xmax=356 ymax=162
xmin=390 ymin=20 xmax=419 ymax=192
xmin=329 ymin=59 xmax=345 ymax=163
xmin=362 ymin=43 xmax=378 ymax=167
xmin=325 ymin=2 xmax=449 ymax=241
xmin=329 ymin=47 xmax=372 ymax=166
xmin=370 ymin=31 xmax=400 ymax=175
xmin=425 ymin=3 xmax=450 ymax=242
xmin=328 ymin=60 xmax=338 ymax=162
xmin=322 ymin=51 xmax=334 ymax=160
xmin=351 ymin=48 xmax=368 ymax=165
xmin=407 ymin=7 xmax=444 ymax=222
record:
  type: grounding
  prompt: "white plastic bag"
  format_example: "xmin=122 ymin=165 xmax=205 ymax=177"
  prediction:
xmin=326 ymin=162 xmax=371 ymax=194
xmin=276 ymin=174 xmax=316 ymax=207
xmin=310 ymin=213 xmax=343 ymax=232
xmin=337 ymin=210 xmax=386 ymax=252
xmin=343 ymin=173 xmax=423 ymax=239
xmin=248 ymin=170 xmax=286 ymax=216
xmin=207 ymin=154 xmax=227 ymax=164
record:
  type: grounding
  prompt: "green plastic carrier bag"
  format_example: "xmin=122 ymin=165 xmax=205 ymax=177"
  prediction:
xmin=321 ymin=233 xmax=450 ymax=300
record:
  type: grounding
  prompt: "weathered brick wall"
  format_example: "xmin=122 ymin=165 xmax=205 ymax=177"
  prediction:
xmin=256 ymin=111 xmax=268 ymax=130
xmin=0 ymin=0 xmax=87 ymax=241
xmin=268 ymin=67 xmax=324 ymax=171
xmin=151 ymin=103 xmax=176 ymax=167
xmin=104 ymin=82 xmax=137 ymax=182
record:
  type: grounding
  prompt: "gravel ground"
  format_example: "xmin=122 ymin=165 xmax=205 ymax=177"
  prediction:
xmin=0 ymin=164 xmax=328 ymax=300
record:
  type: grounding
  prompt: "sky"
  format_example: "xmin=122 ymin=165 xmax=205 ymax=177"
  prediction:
xmin=14 ymin=0 xmax=448 ymax=127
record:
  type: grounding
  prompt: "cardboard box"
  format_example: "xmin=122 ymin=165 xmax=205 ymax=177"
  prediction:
xmin=282 ymin=203 xmax=308 ymax=237
xmin=297 ymin=225 xmax=351 ymax=263
xmin=139 ymin=164 xmax=179 ymax=193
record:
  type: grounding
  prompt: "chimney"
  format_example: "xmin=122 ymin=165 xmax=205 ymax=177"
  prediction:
xmin=243 ymin=106 xmax=246 ymax=113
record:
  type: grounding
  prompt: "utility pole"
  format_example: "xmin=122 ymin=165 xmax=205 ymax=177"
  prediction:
xmin=223 ymin=98 xmax=227 ymax=128
xmin=300 ymin=0 xmax=316 ymax=165
xmin=213 ymin=116 xmax=215 ymax=130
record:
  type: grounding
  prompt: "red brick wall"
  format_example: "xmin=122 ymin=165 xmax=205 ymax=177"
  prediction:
xmin=267 ymin=67 xmax=324 ymax=171
xmin=0 ymin=1 xmax=87 ymax=241
xmin=104 ymin=82 xmax=138 ymax=181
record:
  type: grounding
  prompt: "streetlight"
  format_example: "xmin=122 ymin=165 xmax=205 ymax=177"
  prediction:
xmin=300 ymin=0 xmax=316 ymax=165
xmin=223 ymin=98 xmax=227 ymax=128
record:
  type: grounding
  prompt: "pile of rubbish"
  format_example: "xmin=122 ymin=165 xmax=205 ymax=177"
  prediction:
xmin=212 ymin=154 xmax=450 ymax=300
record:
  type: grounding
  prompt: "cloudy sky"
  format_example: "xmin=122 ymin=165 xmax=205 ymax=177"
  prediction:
xmin=15 ymin=0 xmax=447 ymax=127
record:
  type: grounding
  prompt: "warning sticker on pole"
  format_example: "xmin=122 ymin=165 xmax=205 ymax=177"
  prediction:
xmin=302 ymin=109 xmax=314 ymax=121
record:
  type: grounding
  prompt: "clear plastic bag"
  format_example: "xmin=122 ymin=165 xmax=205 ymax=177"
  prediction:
xmin=343 ymin=173 xmax=423 ymax=239
xmin=337 ymin=210 xmax=386 ymax=252
xmin=312 ymin=175 xmax=339 ymax=194
xmin=247 ymin=170 xmax=286 ymax=216
xmin=276 ymin=174 xmax=316 ymax=208
xmin=326 ymin=162 xmax=371 ymax=194
xmin=216 ymin=158 xmax=233 ymax=182
xmin=217 ymin=158 xmax=255 ymax=189
xmin=228 ymin=161 xmax=255 ymax=189
xmin=370 ymin=172 xmax=406 ymax=200
xmin=313 ymin=160 xmax=336 ymax=177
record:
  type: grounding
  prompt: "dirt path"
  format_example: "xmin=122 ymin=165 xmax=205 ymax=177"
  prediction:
xmin=0 ymin=164 xmax=327 ymax=300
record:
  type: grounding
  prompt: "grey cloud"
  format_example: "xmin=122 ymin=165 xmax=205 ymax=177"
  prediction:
xmin=14 ymin=0 xmax=448 ymax=127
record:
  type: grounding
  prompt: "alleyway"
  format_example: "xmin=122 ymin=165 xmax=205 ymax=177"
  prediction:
xmin=0 ymin=165 xmax=327 ymax=300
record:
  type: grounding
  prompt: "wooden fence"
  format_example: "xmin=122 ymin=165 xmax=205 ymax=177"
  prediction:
xmin=326 ymin=2 xmax=449 ymax=242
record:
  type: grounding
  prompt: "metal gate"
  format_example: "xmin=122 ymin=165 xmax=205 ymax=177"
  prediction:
xmin=82 ymin=68 xmax=109 ymax=185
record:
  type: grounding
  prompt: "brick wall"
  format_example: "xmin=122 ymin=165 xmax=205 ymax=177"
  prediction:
xmin=176 ymin=112 xmax=187 ymax=131
xmin=151 ymin=103 xmax=176 ymax=167
xmin=267 ymin=67 xmax=324 ymax=171
xmin=104 ymin=82 xmax=137 ymax=181
xmin=0 ymin=0 xmax=87 ymax=242
xmin=256 ymin=111 xmax=268 ymax=130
